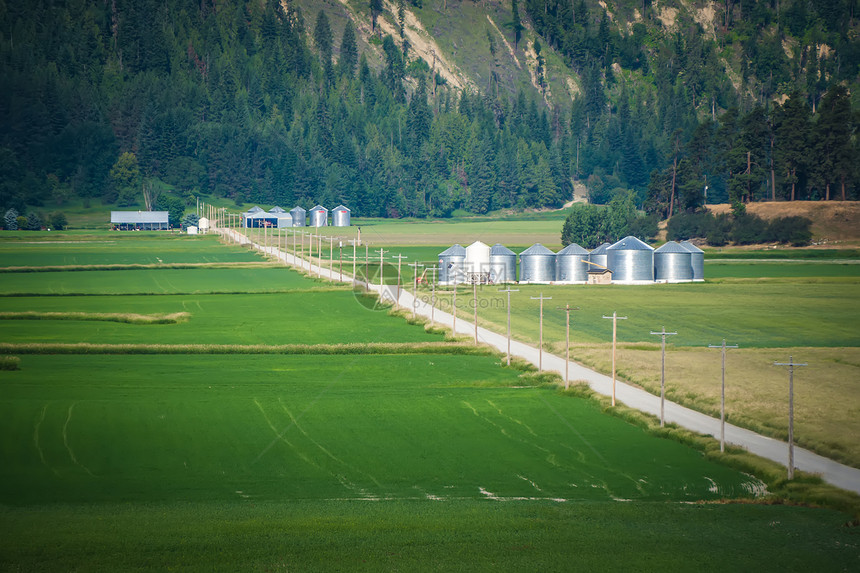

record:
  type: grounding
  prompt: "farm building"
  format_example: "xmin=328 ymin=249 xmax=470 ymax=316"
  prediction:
xmin=654 ymin=241 xmax=693 ymax=283
xmin=607 ymin=236 xmax=655 ymax=284
xmin=111 ymin=211 xmax=169 ymax=230
xmin=244 ymin=210 xmax=278 ymax=228
xmin=489 ymin=244 xmax=517 ymax=283
xmin=438 ymin=244 xmax=466 ymax=285
xmin=519 ymin=243 xmax=556 ymax=284
xmin=555 ymin=243 xmax=590 ymax=283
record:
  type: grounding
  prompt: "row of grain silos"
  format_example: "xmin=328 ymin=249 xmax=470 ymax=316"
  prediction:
xmin=438 ymin=238 xmax=703 ymax=285
xmin=243 ymin=205 xmax=351 ymax=228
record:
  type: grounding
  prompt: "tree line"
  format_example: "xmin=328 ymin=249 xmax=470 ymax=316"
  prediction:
xmin=0 ymin=0 xmax=857 ymax=224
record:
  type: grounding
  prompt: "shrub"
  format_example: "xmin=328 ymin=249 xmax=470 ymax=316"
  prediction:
xmin=16 ymin=216 xmax=27 ymax=230
xmin=666 ymin=211 xmax=713 ymax=241
xmin=765 ymin=216 xmax=812 ymax=246
xmin=731 ymin=213 xmax=768 ymax=244
xmin=4 ymin=208 xmax=18 ymax=230
xmin=0 ymin=356 xmax=20 ymax=370
xmin=49 ymin=212 xmax=67 ymax=230
xmin=26 ymin=212 xmax=43 ymax=231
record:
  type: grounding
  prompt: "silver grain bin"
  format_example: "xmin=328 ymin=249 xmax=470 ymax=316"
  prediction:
xmin=654 ymin=241 xmax=693 ymax=282
xmin=289 ymin=206 xmax=306 ymax=227
xmin=680 ymin=240 xmax=705 ymax=281
xmin=489 ymin=244 xmax=517 ymax=283
xmin=309 ymin=205 xmax=328 ymax=227
xmin=332 ymin=205 xmax=351 ymax=227
xmin=555 ymin=243 xmax=590 ymax=283
xmin=588 ymin=242 xmax=612 ymax=271
xmin=269 ymin=206 xmax=286 ymax=214
xmin=607 ymin=236 xmax=655 ymax=284
xmin=247 ymin=206 xmax=264 ymax=214
xmin=519 ymin=243 xmax=556 ymax=284
xmin=438 ymin=244 xmax=466 ymax=285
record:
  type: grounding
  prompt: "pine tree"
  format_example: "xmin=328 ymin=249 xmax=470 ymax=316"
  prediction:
xmin=339 ymin=20 xmax=358 ymax=79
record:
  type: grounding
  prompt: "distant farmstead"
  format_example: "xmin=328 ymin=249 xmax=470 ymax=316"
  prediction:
xmin=111 ymin=211 xmax=169 ymax=230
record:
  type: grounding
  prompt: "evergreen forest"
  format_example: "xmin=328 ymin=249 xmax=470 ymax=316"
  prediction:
xmin=1 ymin=0 xmax=858 ymax=221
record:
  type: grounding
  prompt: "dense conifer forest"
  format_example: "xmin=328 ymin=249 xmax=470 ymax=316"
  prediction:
xmin=0 ymin=0 xmax=857 ymax=220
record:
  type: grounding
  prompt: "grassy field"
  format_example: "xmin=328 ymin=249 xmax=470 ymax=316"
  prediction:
xmin=1 ymin=230 xmax=859 ymax=569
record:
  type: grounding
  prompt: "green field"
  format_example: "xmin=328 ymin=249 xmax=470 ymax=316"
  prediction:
xmin=1 ymin=230 xmax=859 ymax=570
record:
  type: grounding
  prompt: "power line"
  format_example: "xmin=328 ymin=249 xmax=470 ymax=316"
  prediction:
xmin=498 ymin=288 xmax=519 ymax=366
xmin=556 ymin=304 xmax=580 ymax=389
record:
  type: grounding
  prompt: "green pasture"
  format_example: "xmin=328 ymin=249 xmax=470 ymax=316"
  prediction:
xmin=0 ymin=232 xmax=261 ymax=267
xmin=0 ymin=291 xmax=438 ymax=345
xmin=706 ymin=261 xmax=860 ymax=278
xmin=0 ymin=267 xmax=321 ymax=296
xmin=1 ymin=354 xmax=857 ymax=570
xmin=436 ymin=280 xmax=860 ymax=349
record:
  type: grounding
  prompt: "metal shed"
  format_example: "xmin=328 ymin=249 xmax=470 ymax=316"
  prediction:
xmin=680 ymin=240 xmax=705 ymax=281
xmin=438 ymin=244 xmax=466 ymax=285
xmin=588 ymin=242 xmax=612 ymax=271
xmin=607 ymin=236 xmax=655 ymax=284
xmin=489 ymin=244 xmax=517 ymax=283
xmin=519 ymin=243 xmax=556 ymax=284
xmin=111 ymin=211 xmax=169 ymax=231
xmin=654 ymin=241 xmax=693 ymax=283
xmin=309 ymin=205 xmax=328 ymax=227
xmin=555 ymin=243 xmax=590 ymax=283
xmin=245 ymin=211 xmax=278 ymax=228
xmin=332 ymin=205 xmax=351 ymax=227
xmin=289 ymin=206 xmax=307 ymax=227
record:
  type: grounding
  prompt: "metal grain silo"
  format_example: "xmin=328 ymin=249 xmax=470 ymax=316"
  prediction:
xmin=588 ymin=242 xmax=612 ymax=271
xmin=309 ymin=205 xmax=328 ymax=227
xmin=438 ymin=244 xmax=466 ymax=285
xmin=465 ymin=241 xmax=491 ymax=283
xmin=489 ymin=244 xmax=517 ymax=283
xmin=519 ymin=243 xmax=556 ymax=284
xmin=269 ymin=206 xmax=286 ymax=214
xmin=289 ymin=206 xmax=306 ymax=227
xmin=332 ymin=205 xmax=351 ymax=227
xmin=555 ymin=243 xmax=590 ymax=283
xmin=680 ymin=240 xmax=705 ymax=281
xmin=654 ymin=241 xmax=693 ymax=283
xmin=607 ymin=236 xmax=655 ymax=284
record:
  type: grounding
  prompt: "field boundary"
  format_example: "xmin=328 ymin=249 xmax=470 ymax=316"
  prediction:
xmin=0 ymin=262 xmax=280 ymax=273
xmin=0 ymin=341 xmax=495 ymax=356
xmin=0 ymin=311 xmax=190 ymax=324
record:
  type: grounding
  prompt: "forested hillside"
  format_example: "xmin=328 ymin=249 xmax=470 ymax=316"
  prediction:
xmin=1 ymin=0 xmax=858 ymax=222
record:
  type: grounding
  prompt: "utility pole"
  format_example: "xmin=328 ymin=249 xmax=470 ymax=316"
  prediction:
xmin=774 ymin=356 xmax=807 ymax=480
xmin=317 ymin=233 xmax=324 ymax=279
xmin=556 ymin=304 xmax=580 ymax=389
xmin=407 ymin=261 xmax=425 ymax=319
xmin=708 ymin=339 xmax=738 ymax=453
xmin=364 ymin=244 xmax=370 ymax=291
xmin=602 ymin=312 xmax=628 ymax=406
xmin=374 ymin=248 xmax=389 ymax=291
xmin=426 ymin=267 xmax=440 ymax=327
xmin=472 ymin=280 xmax=479 ymax=345
xmin=499 ymin=288 xmax=519 ymax=366
xmin=530 ymin=293 xmax=552 ymax=372
xmin=392 ymin=254 xmax=408 ymax=306
xmin=329 ymin=236 xmax=335 ymax=279
xmin=338 ymin=239 xmax=343 ymax=282
xmin=349 ymin=239 xmax=359 ymax=286
xmin=650 ymin=326 xmax=678 ymax=427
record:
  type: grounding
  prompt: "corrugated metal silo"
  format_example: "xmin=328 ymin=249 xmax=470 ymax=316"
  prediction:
xmin=289 ymin=206 xmax=306 ymax=227
xmin=247 ymin=206 xmax=264 ymax=214
xmin=588 ymin=242 xmax=612 ymax=271
xmin=680 ymin=240 xmax=705 ymax=281
xmin=309 ymin=205 xmax=328 ymax=227
xmin=489 ymin=244 xmax=517 ymax=283
xmin=332 ymin=205 xmax=351 ymax=227
xmin=438 ymin=244 xmax=466 ymax=285
xmin=555 ymin=243 xmax=590 ymax=283
xmin=654 ymin=241 xmax=693 ymax=282
xmin=607 ymin=236 xmax=655 ymax=283
xmin=519 ymin=243 xmax=556 ymax=284
xmin=269 ymin=206 xmax=286 ymax=214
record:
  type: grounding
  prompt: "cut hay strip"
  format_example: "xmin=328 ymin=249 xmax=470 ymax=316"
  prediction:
xmin=0 ymin=311 xmax=191 ymax=324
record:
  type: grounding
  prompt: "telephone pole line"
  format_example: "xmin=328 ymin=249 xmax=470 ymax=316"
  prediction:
xmin=650 ymin=326 xmax=678 ymax=427
xmin=602 ymin=311 xmax=628 ymax=406
xmin=407 ymin=261 xmax=425 ymax=319
xmin=774 ymin=356 xmax=807 ymax=480
xmin=530 ymin=293 xmax=552 ymax=372
xmin=708 ymin=339 xmax=738 ymax=452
